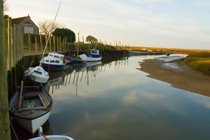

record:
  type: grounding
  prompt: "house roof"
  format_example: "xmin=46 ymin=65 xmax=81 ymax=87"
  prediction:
xmin=11 ymin=15 xmax=39 ymax=30
xmin=12 ymin=16 xmax=29 ymax=25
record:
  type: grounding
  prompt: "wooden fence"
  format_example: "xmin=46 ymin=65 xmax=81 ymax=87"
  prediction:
xmin=4 ymin=15 xmax=125 ymax=72
xmin=5 ymin=16 xmax=77 ymax=71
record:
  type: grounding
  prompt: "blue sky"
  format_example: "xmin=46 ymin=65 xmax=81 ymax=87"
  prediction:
xmin=6 ymin=0 xmax=210 ymax=50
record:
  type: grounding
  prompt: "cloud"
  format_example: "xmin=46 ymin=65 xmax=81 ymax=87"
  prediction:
xmin=7 ymin=0 xmax=210 ymax=49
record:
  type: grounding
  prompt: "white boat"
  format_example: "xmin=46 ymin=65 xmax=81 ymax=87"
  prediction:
xmin=29 ymin=127 xmax=74 ymax=140
xmin=79 ymin=49 xmax=102 ymax=62
xmin=24 ymin=66 xmax=49 ymax=83
xmin=40 ymin=52 xmax=67 ymax=71
xmin=9 ymin=81 xmax=53 ymax=134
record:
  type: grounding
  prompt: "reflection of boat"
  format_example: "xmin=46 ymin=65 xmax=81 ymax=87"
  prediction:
xmin=48 ymin=76 xmax=64 ymax=87
xmin=86 ymin=61 xmax=101 ymax=67
xmin=29 ymin=127 xmax=74 ymax=140
xmin=9 ymin=81 xmax=53 ymax=134
xmin=65 ymin=53 xmax=85 ymax=65
xmin=79 ymin=49 xmax=102 ymax=62
xmin=24 ymin=66 xmax=49 ymax=83
xmin=40 ymin=52 xmax=67 ymax=71
xmin=70 ymin=57 xmax=85 ymax=65
xmin=74 ymin=63 xmax=86 ymax=72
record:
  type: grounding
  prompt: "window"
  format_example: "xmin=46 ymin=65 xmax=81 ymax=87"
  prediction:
xmin=24 ymin=26 xmax=34 ymax=34
xmin=50 ymin=60 xmax=55 ymax=63
xmin=34 ymin=70 xmax=42 ymax=74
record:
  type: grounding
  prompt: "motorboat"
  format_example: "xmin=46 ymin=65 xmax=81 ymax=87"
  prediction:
xmin=24 ymin=66 xmax=49 ymax=83
xmin=40 ymin=52 xmax=67 ymax=71
xmin=79 ymin=49 xmax=102 ymax=62
xmin=9 ymin=81 xmax=53 ymax=134
xmin=29 ymin=127 xmax=74 ymax=140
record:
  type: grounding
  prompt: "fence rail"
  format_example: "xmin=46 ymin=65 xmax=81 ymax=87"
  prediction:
xmin=5 ymin=16 xmax=74 ymax=70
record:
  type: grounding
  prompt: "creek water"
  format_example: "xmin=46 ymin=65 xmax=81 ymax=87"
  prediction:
xmin=13 ymin=55 xmax=210 ymax=140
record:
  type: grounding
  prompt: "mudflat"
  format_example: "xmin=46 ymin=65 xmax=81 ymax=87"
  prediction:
xmin=140 ymin=59 xmax=210 ymax=97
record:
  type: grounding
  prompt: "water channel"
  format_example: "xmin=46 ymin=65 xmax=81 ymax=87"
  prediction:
xmin=14 ymin=55 xmax=210 ymax=140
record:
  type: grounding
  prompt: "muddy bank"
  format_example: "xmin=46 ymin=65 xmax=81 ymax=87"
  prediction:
xmin=139 ymin=59 xmax=210 ymax=97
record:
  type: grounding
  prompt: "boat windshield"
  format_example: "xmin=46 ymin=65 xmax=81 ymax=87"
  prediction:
xmin=34 ymin=70 xmax=42 ymax=74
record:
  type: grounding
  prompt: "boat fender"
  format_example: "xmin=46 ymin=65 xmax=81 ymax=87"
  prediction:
xmin=38 ymin=127 xmax=43 ymax=137
xmin=63 ymin=58 xmax=67 ymax=64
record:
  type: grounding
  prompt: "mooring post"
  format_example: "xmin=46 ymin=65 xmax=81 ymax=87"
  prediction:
xmin=0 ymin=0 xmax=11 ymax=139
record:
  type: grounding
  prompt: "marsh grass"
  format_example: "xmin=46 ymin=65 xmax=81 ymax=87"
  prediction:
xmin=184 ymin=52 xmax=210 ymax=76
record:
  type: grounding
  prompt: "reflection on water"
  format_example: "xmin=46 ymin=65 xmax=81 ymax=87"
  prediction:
xmin=47 ymin=59 xmax=129 ymax=96
xmin=15 ymin=56 xmax=210 ymax=140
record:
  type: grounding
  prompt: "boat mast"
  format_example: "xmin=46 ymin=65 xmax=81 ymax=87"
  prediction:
xmin=77 ymin=32 xmax=80 ymax=57
xmin=41 ymin=0 xmax=63 ymax=59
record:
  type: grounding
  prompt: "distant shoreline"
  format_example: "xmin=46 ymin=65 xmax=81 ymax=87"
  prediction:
xmin=139 ymin=59 xmax=210 ymax=97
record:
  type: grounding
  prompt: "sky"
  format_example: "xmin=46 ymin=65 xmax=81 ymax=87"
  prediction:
xmin=6 ymin=0 xmax=210 ymax=50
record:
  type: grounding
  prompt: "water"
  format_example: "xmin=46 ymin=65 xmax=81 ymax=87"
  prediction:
xmin=15 ymin=56 xmax=210 ymax=140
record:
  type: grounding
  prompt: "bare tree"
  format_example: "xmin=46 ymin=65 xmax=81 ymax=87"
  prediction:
xmin=38 ymin=20 xmax=63 ymax=35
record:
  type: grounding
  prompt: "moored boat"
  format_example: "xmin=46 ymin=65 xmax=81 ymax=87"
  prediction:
xmin=29 ymin=127 xmax=74 ymax=140
xmin=65 ymin=55 xmax=85 ymax=65
xmin=24 ymin=66 xmax=49 ymax=84
xmin=79 ymin=49 xmax=102 ymax=62
xmin=9 ymin=81 xmax=53 ymax=134
xmin=40 ymin=52 xmax=67 ymax=71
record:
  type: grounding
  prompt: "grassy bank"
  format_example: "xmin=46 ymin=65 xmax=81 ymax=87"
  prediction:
xmin=184 ymin=52 xmax=210 ymax=76
xmin=127 ymin=46 xmax=210 ymax=54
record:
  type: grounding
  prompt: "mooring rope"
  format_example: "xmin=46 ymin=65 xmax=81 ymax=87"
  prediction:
xmin=10 ymin=121 xmax=19 ymax=140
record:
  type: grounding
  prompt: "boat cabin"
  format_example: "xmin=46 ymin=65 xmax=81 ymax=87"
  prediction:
xmin=90 ymin=49 xmax=100 ymax=54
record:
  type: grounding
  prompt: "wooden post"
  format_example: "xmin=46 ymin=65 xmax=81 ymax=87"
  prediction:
xmin=0 ymin=0 xmax=11 ymax=139
xmin=5 ymin=16 xmax=11 ymax=70
xmin=56 ymin=37 xmax=58 ymax=51
xmin=49 ymin=37 xmax=52 ymax=52
xmin=45 ymin=34 xmax=48 ymax=53
xmin=13 ymin=27 xmax=17 ymax=65
xmin=35 ymin=35 xmax=38 ymax=53
xmin=59 ymin=37 xmax=61 ymax=52
xmin=28 ymin=33 xmax=31 ymax=55
xmin=39 ymin=34 xmax=43 ymax=53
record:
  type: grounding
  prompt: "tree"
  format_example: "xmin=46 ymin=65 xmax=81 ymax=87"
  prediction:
xmin=38 ymin=20 xmax=62 ymax=35
xmin=52 ymin=28 xmax=76 ymax=43
xmin=86 ymin=35 xmax=98 ymax=44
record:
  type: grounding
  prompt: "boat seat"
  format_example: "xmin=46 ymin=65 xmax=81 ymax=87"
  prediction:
xmin=38 ymin=93 xmax=51 ymax=107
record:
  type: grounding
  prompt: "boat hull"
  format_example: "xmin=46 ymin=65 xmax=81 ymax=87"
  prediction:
xmin=41 ymin=63 xmax=65 ymax=71
xmin=9 ymin=84 xmax=53 ymax=134
xmin=25 ymin=66 xmax=49 ymax=83
xmin=79 ymin=54 xmax=102 ymax=62
xmin=13 ymin=111 xmax=51 ymax=134
xmin=30 ymin=73 xmax=49 ymax=83
xmin=29 ymin=134 xmax=74 ymax=140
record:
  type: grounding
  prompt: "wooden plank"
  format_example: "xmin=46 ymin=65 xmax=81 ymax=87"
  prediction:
xmin=38 ymin=93 xmax=50 ymax=107
xmin=0 ymin=1 xmax=11 ymax=138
